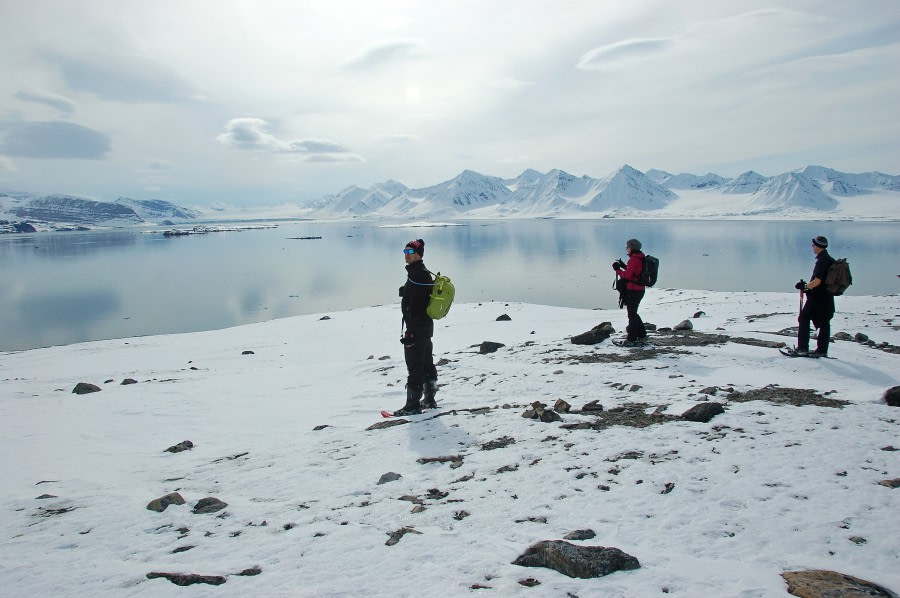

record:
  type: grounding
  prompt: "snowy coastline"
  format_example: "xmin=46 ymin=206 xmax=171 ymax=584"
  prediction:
xmin=1 ymin=289 xmax=898 ymax=596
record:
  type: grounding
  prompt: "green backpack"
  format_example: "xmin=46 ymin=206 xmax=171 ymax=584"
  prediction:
xmin=426 ymin=272 xmax=455 ymax=320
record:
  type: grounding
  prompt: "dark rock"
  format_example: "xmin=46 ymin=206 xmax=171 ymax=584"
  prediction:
xmin=453 ymin=510 xmax=470 ymax=520
xmin=518 ymin=578 xmax=541 ymax=587
xmin=539 ymin=410 xmax=562 ymax=423
xmin=854 ymin=332 xmax=869 ymax=343
xmin=385 ymin=526 xmax=421 ymax=546
xmin=833 ymin=332 xmax=853 ymax=341
xmin=693 ymin=311 xmax=706 ymax=318
xmin=366 ymin=419 xmax=408 ymax=430
xmin=884 ymin=386 xmax=900 ymax=407
xmin=564 ymin=529 xmax=596 ymax=541
xmin=681 ymin=402 xmax=725 ymax=423
xmin=320 ymin=315 xmax=331 ymax=320
xmin=512 ymin=540 xmax=640 ymax=579
xmin=481 ymin=436 xmax=516 ymax=450
xmin=165 ymin=440 xmax=194 ymax=453
xmin=673 ymin=320 xmax=693 ymax=331
xmin=236 ymin=566 xmax=262 ymax=576
xmin=479 ymin=341 xmax=505 ymax=354
xmin=781 ymin=569 xmax=894 ymax=597
xmin=146 ymin=572 xmax=226 ymax=586
xmin=121 ymin=378 xmax=138 ymax=385
xmin=171 ymin=545 xmax=195 ymax=553
xmin=571 ymin=322 xmax=615 ymax=345
xmin=878 ymin=478 xmax=900 ymax=489
xmin=496 ymin=314 xmax=512 ymax=321
xmin=147 ymin=492 xmax=186 ymax=512
xmin=72 ymin=382 xmax=101 ymax=394
xmin=377 ymin=472 xmax=402 ymax=485
xmin=312 ymin=425 xmax=330 ymax=431
xmin=661 ymin=482 xmax=675 ymax=494
xmin=554 ymin=399 xmax=571 ymax=413
xmin=581 ymin=400 xmax=604 ymax=412
xmin=192 ymin=497 xmax=227 ymax=514
xmin=241 ymin=350 xmax=255 ymax=355
xmin=700 ymin=386 xmax=718 ymax=395
xmin=36 ymin=494 xmax=57 ymax=499
xmin=848 ymin=536 xmax=867 ymax=545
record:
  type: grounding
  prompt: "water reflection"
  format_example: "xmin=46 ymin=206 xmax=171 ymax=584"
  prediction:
xmin=1 ymin=220 xmax=897 ymax=351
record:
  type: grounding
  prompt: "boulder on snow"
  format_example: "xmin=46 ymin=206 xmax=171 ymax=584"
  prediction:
xmin=496 ymin=314 xmax=512 ymax=321
xmin=781 ymin=569 xmax=894 ymax=598
xmin=571 ymin=322 xmax=614 ymax=345
xmin=147 ymin=492 xmax=186 ymax=512
xmin=883 ymin=386 xmax=900 ymax=407
xmin=165 ymin=440 xmax=194 ymax=453
xmin=512 ymin=540 xmax=640 ymax=579
xmin=681 ymin=402 xmax=725 ymax=423
xmin=673 ymin=320 xmax=693 ymax=331
xmin=72 ymin=382 xmax=101 ymax=394
xmin=479 ymin=341 xmax=505 ymax=354
xmin=192 ymin=497 xmax=227 ymax=514
xmin=378 ymin=472 xmax=402 ymax=485
xmin=146 ymin=572 xmax=226 ymax=586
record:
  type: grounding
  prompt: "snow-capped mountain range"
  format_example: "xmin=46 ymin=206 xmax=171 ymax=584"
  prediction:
xmin=310 ymin=164 xmax=899 ymax=219
xmin=1 ymin=164 xmax=897 ymax=229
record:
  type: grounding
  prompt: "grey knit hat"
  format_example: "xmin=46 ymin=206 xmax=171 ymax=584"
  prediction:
xmin=626 ymin=238 xmax=642 ymax=252
xmin=812 ymin=236 xmax=828 ymax=248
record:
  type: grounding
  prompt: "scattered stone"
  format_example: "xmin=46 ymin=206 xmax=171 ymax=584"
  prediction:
xmin=313 ymin=425 xmax=330 ymax=431
xmin=453 ymin=510 xmax=470 ymax=521
xmin=833 ymin=332 xmax=853 ymax=341
xmin=377 ymin=472 xmax=402 ymax=485
xmin=628 ymin=384 xmax=642 ymax=392
xmin=781 ymin=570 xmax=894 ymax=598
xmin=673 ymin=320 xmax=693 ymax=331
xmin=728 ymin=385 xmax=848 ymax=408
xmin=146 ymin=572 xmax=226 ymax=586
xmin=512 ymin=540 xmax=640 ymax=579
xmin=426 ymin=488 xmax=449 ymax=500
xmin=497 ymin=464 xmax=519 ymax=473
xmin=693 ymin=311 xmax=706 ymax=318
xmin=165 ymin=440 xmax=194 ymax=453
xmin=882 ymin=446 xmax=898 ymax=452
xmin=366 ymin=419 xmax=408 ymax=431
xmin=241 ymin=350 xmax=255 ymax=355
xmin=700 ymin=386 xmax=718 ymax=395
xmin=147 ymin=492 xmax=186 ymax=513
xmin=854 ymin=332 xmax=869 ymax=343
xmin=121 ymin=378 xmax=138 ymax=385
xmin=877 ymin=478 xmax=900 ymax=489
xmin=36 ymin=494 xmax=57 ymax=499
xmin=571 ymin=322 xmax=615 ymax=345
xmin=72 ymin=382 xmax=101 ymax=395
xmin=884 ymin=386 xmax=900 ymax=407
xmin=554 ymin=399 xmax=571 ymax=413
xmin=236 ymin=566 xmax=262 ymax=576
xmin=478 ymin=341 xmax=505 ymax=354
xmin=481 ymin=436 xmax=516 ymax=450
xmin=320 ymin=315 xmax=331 ymax=320
xmin=171 ymin=545 xmax=195 ymax=553
xmin=848 ymin=536 xmax=867 ymax=545
xmin=399 ymin=495 xmax=424 ymax=505
xmin=385 ymin=526 xmax=421 ymax=546
xmin=564 ymin=529 xmax=596 ymax=541
xmin=518 ymin=578 xmax=541 ymax=587
xmin=496 ymin=314 xmax=512 ymax=321
xmin=581 ymin=400 xmax=603 ymax=412
xmin=661 ymin=482 xmax=675 ymax=494
xmin=681 ymin=402 xmax=725 ymax=423
xmin=192 ymin=497 xmax=227 ymax=514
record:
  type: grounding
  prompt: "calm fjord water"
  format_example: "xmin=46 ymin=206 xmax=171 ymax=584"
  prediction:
xmin=1 ymin=219 xmax=897 ymax=351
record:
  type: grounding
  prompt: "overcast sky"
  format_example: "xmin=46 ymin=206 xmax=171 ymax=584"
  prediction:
xmin=0 ymin=1 xmax=898 ymax=206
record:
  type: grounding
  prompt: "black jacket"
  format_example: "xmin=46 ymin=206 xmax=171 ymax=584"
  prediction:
xmin=807 ymin=250 xmax=836 ymax=317
xmin=402 ymin=261 xmax=434 ymax=337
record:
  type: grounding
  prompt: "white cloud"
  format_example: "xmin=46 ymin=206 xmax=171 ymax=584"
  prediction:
xmin=14 ymin=89 xmax=78 ymax=118
xmin=217 ymin=118 xmax=362 ymax=162
xmin=0 ymin=156 xmax=18 ymax=173
xmin=576 ymin=38 xmax=677 ymax=71
xmin=341 ymin=38 xmax=427 ymax=71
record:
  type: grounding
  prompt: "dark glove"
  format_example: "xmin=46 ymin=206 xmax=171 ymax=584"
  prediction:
xmin=398 ymin=285 xmax=406 ymax=297
xmin=794 ymin=280 xmax=806 ymax=290
xmin=400 ymin=333 xmax=414 ymax=347
xmin=612 ymin=260 xmax=624 ymax=271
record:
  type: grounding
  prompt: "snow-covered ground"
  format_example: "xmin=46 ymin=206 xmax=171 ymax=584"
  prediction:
xmin=1 ymin=289 xmax=898 ymax=597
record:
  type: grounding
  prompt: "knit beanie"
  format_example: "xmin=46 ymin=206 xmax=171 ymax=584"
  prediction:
xmin=626 ymin=238 xmax=642 ymax=252
xmin=405 ymin=238 xmax=425 ymax=256
xmin=812 ymin=236 xmax=828 ymax=248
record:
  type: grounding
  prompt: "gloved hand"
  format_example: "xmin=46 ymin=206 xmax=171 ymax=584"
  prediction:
xmin=612 ymin=259 xmax=625 ymax=271
xmin=794 ymin=280 xmax=806 ymax=290
xmin=400 ymin=332 xmax=415 ymax=347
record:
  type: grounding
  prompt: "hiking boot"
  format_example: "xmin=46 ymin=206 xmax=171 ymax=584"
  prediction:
xmin=793 ymin=348 xmax=810 ymax=357
xmin=394 ymin=386 xmax=423 ymax=416
xmin=810 ymin=351 xmax=828 ymax=358
xmin=422 ymin=378 xmax=438 ymax=409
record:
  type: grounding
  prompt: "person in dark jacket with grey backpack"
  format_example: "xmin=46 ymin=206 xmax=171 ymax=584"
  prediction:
xmin=612 ymin=238 xmax=648 ymax=347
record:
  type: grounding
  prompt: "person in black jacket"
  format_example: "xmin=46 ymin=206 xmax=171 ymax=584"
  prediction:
xmin=394 ymin=239 xmax=438 ymax=415
xmin=794 ymin=235 xmax=836 ymax=357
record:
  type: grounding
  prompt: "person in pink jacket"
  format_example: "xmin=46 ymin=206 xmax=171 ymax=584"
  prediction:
xmin=612 ymin=238 xmax=647 ymax=346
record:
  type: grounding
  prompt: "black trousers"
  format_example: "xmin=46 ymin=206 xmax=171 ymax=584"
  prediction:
xmin=625 ymin=290 xmax=646 ymax=341
xmin=798 ymin=300 xmax=832 ymax=354
xmin=405 ymin=335 xmax=437 ymax=391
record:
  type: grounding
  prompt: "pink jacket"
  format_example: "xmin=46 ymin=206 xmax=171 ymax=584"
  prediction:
xmin=619 ymin=252 xmax=646 ymax=291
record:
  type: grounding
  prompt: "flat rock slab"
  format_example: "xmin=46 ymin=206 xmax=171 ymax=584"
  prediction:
xmin=512 ymin=540 xmax=640 ymax=579
xmin=146 ymin=572 xmax=226 ymax=586
xmin=782 ymin=569 xmax=895 ymax=597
